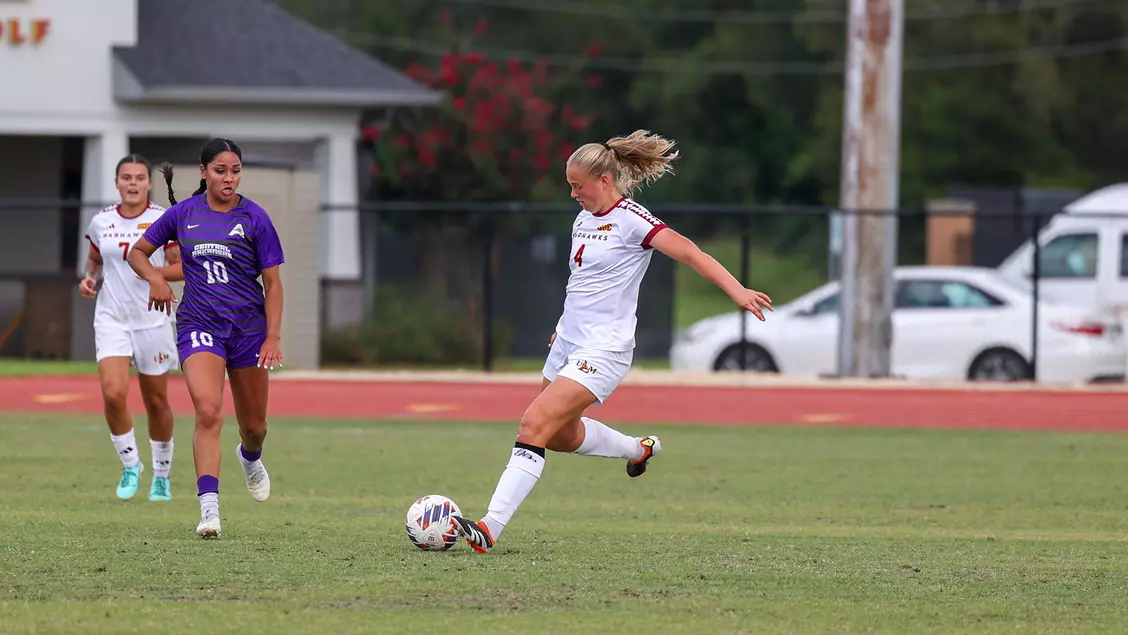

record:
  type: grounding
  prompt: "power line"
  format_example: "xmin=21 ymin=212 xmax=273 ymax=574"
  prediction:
xmin=338 ymin=31 xmax=1128 ymax=75
xmin=902 ymin=36 xmax=1128 ymax=70
xmin=422 ymin=0 xmax=1120 ymax=24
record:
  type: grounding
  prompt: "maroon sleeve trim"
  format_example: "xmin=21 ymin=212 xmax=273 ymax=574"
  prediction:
xmin=641 ymin=224 xmax=668 ymax=249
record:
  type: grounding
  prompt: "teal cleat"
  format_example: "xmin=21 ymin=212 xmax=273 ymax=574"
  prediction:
xmin=148 ymin=476 xmax=172 ymax=502
xmin=116 ymin=463 xmax=143 ymax=500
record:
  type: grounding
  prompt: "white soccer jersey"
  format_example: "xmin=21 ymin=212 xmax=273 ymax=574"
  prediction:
xmin=554 ymin=197 xmax=668 ymax=352
xmin=85 ymin=203 xmax=177 ymax=331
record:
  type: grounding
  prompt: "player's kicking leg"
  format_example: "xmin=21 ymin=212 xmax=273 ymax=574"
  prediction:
xmin=539 ymin=350 xmax=663 ymax=478
xmin=452 ymin=376 xmax=596 ymax=553
xmin=450 ymin=429 xmax=659 ymax=553
xmin=559 ymin=416 xmax=662 ymax=477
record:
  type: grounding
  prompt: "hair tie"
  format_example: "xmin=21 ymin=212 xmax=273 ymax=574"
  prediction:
xmin=601 ymin=141 xmax=612 ymax=151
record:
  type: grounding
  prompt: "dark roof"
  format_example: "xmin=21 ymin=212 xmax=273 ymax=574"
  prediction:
xmin=113 ymin=0 xmax=441 ymax=107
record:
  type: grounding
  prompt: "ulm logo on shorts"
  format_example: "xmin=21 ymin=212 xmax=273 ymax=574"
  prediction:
xmin=575 ymin=360 xmax=598 ymax=374
xmin=154 ymin=352 xmax=169 ymax=364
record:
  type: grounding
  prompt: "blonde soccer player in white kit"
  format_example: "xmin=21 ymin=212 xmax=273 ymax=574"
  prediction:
xmin=452 ymin=130 xmax=774 ymax=553
xmin=79 ymin=154 xmax=182 ymax=502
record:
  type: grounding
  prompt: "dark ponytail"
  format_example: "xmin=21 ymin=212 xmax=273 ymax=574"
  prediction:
xmin=159 ymin=161 xmax=177 ymax=205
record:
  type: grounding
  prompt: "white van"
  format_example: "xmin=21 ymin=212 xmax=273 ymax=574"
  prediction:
xmin=997 ymin=183 xmax=1128 ymax=314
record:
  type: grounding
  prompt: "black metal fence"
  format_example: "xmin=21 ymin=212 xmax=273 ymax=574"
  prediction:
xmin=3 ymin=195 xmax=1127 ymax=382
xmin=328 ymin=198 xmax=1127 ymax=382
xmin=332 ymin=201 xmax=834 ymax=371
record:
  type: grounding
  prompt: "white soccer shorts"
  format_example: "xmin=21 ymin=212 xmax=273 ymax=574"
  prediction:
xmin=542 ymin=335 xmax=633 ymax=405
xmin=94 ymin=322 xmax=179 ymax=376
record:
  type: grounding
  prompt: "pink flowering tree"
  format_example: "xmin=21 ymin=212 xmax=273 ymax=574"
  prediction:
xmin=336 ymin=17 xmax=608 ymax=365
xmin=362 ymin=15 xmax=605 ymax=203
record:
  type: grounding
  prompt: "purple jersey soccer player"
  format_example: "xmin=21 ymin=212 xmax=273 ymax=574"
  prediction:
xmin=143 ymin=185 xmax=284 ymax=368
xmin=128 ymin=137 xmax=285 ymax=539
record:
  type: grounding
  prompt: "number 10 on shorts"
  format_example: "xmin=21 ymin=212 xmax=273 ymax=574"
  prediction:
xmin=190 ymin=331 xmax=214 ymax=348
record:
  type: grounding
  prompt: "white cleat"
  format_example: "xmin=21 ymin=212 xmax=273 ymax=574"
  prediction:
xmin=196 ymin=509 xmax=221 ymax=539
xmin=236 ymin=444 xmax=271 ymax=502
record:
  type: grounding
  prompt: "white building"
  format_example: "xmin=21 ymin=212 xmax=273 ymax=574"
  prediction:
xmin=0 ymin=0 xmax=440 ymax=360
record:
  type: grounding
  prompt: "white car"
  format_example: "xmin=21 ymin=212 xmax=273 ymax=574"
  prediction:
xmin=669 ymin=266 xmax=1127 ymax=383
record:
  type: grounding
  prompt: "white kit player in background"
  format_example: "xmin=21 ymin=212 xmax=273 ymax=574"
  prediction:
xmin=451 ymin=130 xmax=774 ymax=553
xmin=79 ymin=154 xmax=184 ymax=503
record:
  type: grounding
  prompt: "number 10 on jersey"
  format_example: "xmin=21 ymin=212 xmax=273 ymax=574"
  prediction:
xmin=203 ymin=260 xmax=229 ymax=284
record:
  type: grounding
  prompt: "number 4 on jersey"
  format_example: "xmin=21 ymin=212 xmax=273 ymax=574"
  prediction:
xmin=573 ymin=244 xmax=585 ymax=268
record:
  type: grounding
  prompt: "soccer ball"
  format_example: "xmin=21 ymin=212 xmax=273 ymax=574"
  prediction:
xmin=405 ymin=494 xmax=462 ymax=551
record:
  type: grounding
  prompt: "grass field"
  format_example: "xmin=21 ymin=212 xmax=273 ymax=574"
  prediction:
xmin=0 ymin=359 xmax=101 ymax=377
xmin=3 ymin=412 xmax=1127 ymax=634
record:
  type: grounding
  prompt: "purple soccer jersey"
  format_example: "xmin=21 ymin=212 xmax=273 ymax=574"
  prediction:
xmin=142 ymin=194 xmax=284 ymax=367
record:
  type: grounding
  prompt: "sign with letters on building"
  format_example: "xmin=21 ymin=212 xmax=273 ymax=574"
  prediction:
xmin=0 ymin=0 xmax=49 ymax=46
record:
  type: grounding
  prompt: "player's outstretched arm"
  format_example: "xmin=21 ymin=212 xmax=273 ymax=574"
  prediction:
xmin=650 ymin=228 xmax=773 ymax=321
xmin=128 ymin=238 xmax=176 ymax=315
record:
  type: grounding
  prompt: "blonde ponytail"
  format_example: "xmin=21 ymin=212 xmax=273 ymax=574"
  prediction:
xmin=567 ymin=129 xmax=680 ymax=197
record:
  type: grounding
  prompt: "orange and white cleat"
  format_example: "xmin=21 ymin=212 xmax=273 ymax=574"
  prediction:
xmin=626 ymin=436 xmax=662 ymax=478
xmin=451 ymin=516 xmax=495 ymax=553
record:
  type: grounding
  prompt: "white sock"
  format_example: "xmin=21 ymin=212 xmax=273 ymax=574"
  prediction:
xmin=111 ymin=430 xmax=140 ymax=468
xmin=199 ymin=492 xmax=219 ymax=518
xmin=482 ymin=443 xmax=545 ymax=541
xmin=574 ymin=417 xmax=644 ymax=460
xmin=151 ymin=438 xmax=174 ymax=478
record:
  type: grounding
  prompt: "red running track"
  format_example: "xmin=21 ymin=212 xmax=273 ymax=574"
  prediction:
xmin=3 ymin=375 xmax=1128 ymax=431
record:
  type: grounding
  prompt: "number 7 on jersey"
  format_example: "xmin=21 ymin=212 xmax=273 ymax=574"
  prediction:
xmin=572 ymin=243 xmax=585 ymax=268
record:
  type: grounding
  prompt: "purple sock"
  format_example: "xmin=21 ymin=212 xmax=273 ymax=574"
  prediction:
xmin=197 ymin=475 xmax=219 ymax=497
xmin=239 ymin=444 xmax=262 ymax=463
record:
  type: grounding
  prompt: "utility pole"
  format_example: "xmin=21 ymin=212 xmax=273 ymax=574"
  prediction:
xmin=836 ymin=0 xmax=904 ymax=378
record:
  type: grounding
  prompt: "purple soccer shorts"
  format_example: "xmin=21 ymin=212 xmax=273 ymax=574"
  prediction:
xmin=176 ymin=324 xmax=265 ymax=369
